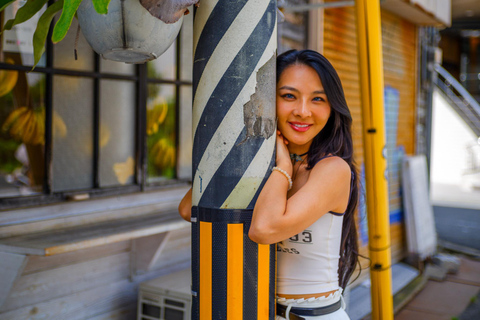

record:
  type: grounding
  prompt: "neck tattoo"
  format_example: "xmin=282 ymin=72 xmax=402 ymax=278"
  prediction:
xmin=289 ymin=151 xmax=308 ymax=163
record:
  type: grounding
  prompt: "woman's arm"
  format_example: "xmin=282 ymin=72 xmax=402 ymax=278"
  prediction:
xmin=178 ymin=188 xmax=192 ymax=222
xmin=249 ymin=139 xmax=351 ymax=244
xmin=248 ymin=132 xmax=292 ymax=242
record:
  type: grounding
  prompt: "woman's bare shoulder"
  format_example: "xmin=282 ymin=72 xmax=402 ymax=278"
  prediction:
xmin=303 ymin=156 xmax=351 ymax=213
xmin=309 ymin=156 xmax=351 ymax=181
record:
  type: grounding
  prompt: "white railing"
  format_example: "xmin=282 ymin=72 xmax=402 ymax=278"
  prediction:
xmin=434 ymin=64 xmax=480 ymax=137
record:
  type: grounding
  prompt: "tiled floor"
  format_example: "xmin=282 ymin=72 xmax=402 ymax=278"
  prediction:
xmin=395 ymin=257 xmax=480 ymax=320
xmin=447 ymin=258 xmax=480 ymax=286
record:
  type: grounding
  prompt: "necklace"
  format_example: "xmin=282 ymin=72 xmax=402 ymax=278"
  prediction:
xmin=290 ymin=151 xmax=308 ymax=163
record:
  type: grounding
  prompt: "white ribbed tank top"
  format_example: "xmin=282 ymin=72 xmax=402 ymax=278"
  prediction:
xmin=277 ymin=212 xmax=343 ymax=295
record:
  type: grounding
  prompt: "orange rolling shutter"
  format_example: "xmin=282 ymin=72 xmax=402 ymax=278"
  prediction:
xmin=323 ymin=5 xmax=417 ymax=266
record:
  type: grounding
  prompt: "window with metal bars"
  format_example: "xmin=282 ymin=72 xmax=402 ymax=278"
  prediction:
xmin=0 ymin=8 xmax=193 ymax=210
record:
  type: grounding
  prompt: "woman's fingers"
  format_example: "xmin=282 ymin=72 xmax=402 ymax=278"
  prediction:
xmin=277 ymin=130 xmax=289 ymax=145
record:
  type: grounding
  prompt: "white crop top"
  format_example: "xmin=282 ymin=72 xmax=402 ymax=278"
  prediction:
xmin=277 ymin=212 xmax=343 ymax=295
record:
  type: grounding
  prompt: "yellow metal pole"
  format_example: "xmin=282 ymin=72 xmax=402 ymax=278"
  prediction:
xmin=355 ymin=0 xmax=394 ymax=319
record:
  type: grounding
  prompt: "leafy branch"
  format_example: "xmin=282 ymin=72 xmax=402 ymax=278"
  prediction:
xmin=0 ymin=0 xmax=196 ymax=68
xmin=0 ymin=0 xmax=112 ymax=67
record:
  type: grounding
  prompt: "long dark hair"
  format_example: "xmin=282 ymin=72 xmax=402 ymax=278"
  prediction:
xmin=277 ymin=49 xmax=360 ymax=289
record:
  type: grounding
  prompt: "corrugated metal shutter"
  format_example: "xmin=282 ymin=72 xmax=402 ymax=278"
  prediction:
xmin=323 ymin=6 xmax=417 ymax=265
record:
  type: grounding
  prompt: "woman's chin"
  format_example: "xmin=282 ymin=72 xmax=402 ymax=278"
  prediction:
xmin=285 ymin=138 xmax=313 ymax=151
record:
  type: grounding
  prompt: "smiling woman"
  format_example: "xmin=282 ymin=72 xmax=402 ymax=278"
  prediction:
xmin=178 ymin=49 xmax=360 ymax=319
xmin=276 ymin=63 xmax=332 ymax=154
xmin=249 ymin=50 xmax=360 ymax=320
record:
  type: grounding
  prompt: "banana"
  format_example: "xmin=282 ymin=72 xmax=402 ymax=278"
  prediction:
xmin=21 ymin=111 xmax=36 ymax=144
xmin=28 ymin=108 xmax=46 ymax=146
xmin=151 ymin=140 xmax=162 ymax=167
xmin=154 ymin=145 xmax=164 ymax=167
xmin=53 ymin=111 xmax=67 ymax=138
xmin=2 ymin=107 xmax=46 ymax=145
xmin=8 ymin=112 xmax=29 ymax=139
xmin=2 ymin=106 xmax=28 ymax=133
xmin=146 ymin=97 xmax=169 ymax=135
xmin=156 ymin=98 xmax=168 ymax=124
xmin=0 ymin=58 xmax=19 ymax=97
xmin=151 ymin=138 xmax=176 ymax=169
xmin=31 ymin=109 xmax=45 ymax=145
xmin=5 ymin=107 xmax=31 ymax=140
xmin=99 ymin=123 xmax=110 ymax=148
xmin=164 ymin=147 xmax=175 ymax=168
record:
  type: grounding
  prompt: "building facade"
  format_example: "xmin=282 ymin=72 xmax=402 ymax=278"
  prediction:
xmin=0 ymin=0 xmax=450 ymax=318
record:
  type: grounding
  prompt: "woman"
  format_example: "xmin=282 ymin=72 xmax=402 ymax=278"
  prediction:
xmin=179 ymin=49 xmax=359 ymax=319
xmin=248 ymin=49 xmax=359 ymax=319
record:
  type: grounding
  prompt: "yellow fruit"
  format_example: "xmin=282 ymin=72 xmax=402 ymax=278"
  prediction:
xmin=31 ymin=109 xmax=46 ymax=145
xmin=12 ymin=110 xmax=32 ymax=139
xmin=151 ymin=138 xmax=176 ymax=169
xmin=165 ymin=147 xmax=175 ymax=168
xmin=22 ymin=114 xmax=36 ymax=143
xmin=2 ymin=107 xmax=28 ymax=133
xmin=146 ymin=96 xmax=168 ymax=135
xmin=53 ymin=111 xmax=67 ymax=138
xmin=99 ymin=123 xmax=111 ymax=148
xmin=34 ymin=109 xmax=46 ymax=145
xmin=0 ymin=58 xmax=19 ymax=97
xmin=3 ymin=107 xmax=29 ymax=140
xmin=2 ymin=107 xmax=46 ymax=145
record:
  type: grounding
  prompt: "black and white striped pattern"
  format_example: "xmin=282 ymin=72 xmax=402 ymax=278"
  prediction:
xmin=192 ymin=0 xmax=277 ymax=209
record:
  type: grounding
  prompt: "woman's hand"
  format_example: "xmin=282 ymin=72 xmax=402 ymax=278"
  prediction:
xmin=276 ymin=130 xmax=293 ymax=176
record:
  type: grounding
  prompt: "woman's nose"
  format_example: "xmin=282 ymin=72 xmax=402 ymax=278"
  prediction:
xmin=293 ymin=100 xmax=311 ymax=117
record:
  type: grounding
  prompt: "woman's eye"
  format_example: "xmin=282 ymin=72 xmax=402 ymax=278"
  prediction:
xmin=313 ymin=97 xmax=325 ymax=102
xmin=282 ymin=93 xmax=295 ymax=99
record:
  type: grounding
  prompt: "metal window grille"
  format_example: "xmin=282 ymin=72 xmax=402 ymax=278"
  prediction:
xmin=0 ymin=23 xmax=192 ymax=210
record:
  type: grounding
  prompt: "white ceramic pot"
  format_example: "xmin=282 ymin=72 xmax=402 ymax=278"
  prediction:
xmin=77 ymin=0 xmax=183 ymax=63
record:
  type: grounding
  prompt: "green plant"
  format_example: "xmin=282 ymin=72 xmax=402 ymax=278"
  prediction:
xmin=470 ymin=295 xmax=478 ymax=304
xmin=0 ymin=0 xmax=111 ymax=67
xmin=0 ymin=0 xmax=195 ymax=68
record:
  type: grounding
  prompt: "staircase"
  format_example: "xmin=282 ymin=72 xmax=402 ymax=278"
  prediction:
xmin=434 ymin=65 xmax=480 ymax=137
xmin=432 ymin=65 xmax=480 ymax=252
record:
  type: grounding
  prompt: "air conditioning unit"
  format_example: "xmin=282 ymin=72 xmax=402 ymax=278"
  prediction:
xmin=137 ymin=268 xmax=191 ymax=320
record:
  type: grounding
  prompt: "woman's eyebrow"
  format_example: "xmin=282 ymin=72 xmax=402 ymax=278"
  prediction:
xmin=278 ymin=85 xmax=299 ymax=92
xmin=279 ymin=86 xmax=326 ymax=95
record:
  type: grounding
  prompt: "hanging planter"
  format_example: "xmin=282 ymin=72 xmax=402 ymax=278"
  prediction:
xmin=0 ymin=0 xmax=198 ymax=66
xmin=77 ymin=0 xmax=182 ymax=63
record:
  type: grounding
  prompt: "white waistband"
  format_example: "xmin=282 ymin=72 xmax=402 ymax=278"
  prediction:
xmin=277 ymin=289 xmax=343 ymax=308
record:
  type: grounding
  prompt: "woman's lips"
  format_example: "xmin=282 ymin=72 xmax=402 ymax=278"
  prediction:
xmin=289 ymin=122 xmax=312 ymax=132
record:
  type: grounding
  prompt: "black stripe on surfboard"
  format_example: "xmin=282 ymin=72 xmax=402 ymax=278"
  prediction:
xmin=193 ymin=0 xmax=248 ymax=98
xmin=197 ymin=127 xmax=265 ymax=208
xmin=192 ymin=1 xmax=276 ymax=175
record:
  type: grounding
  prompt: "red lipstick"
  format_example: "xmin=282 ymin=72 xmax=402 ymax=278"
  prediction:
xmin=289 ymin=122 xmax=312 ymax=132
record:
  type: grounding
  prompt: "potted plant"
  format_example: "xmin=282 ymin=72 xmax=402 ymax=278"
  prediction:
xmin=0 ymin=0 xmax=198 ymax=66
xmin=0 ymin=0 xmax=196 ymax=192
